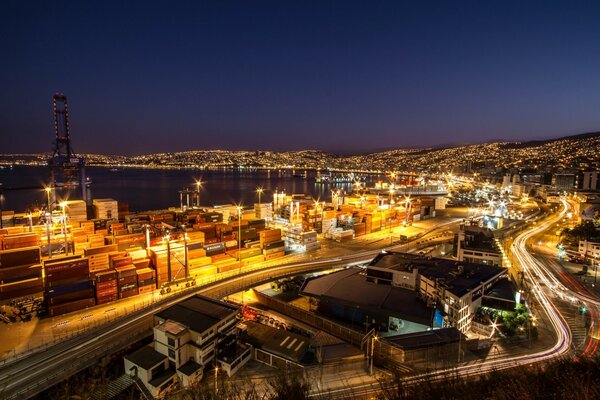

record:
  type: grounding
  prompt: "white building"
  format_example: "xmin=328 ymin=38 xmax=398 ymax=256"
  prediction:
xmin=579 ymin=240 xmax=600 ymax=260
xmin=124 ymin=295 xmax=251 ymax=398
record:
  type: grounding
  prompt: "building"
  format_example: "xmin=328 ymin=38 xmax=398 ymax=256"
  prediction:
xmin=579 ymin=240 xmax=600 ymax=260
xmin=554 ymin=174 xmax=576 ymax=193
xmin=456 ymin=224 xmax=503 ymax=267
xmin=364 ymin=252 xmax=508 ymax=333
xmin=124 ymin=295 xmax=251 ymax=398
xmin=300 ymin=267 xmax=441 ymax=335
xmin=581 ymin=171 xmax=600 ymax=191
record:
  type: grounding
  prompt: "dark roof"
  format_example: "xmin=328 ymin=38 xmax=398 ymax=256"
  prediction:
xmin=484 ymin=278 xmax=515 ymax=302
xmin=155 ymin=295 xmax=239 ymax=334
xmin=300 ymin=268 xmax=434 ymax=326
xmin=462 ymin=226 xmax=500 ymax=253
xmin=149 ymin=367 xmax=176 ymax=388
xmin=242 ymin=321 xmax=308 ymax=363
xmin=125 ymin=346 xmax=166 ymax=370
xmin=368 ymin=252 xmax=506 ymax=297
xmin=177 ymin=360 xmax=202 ymax=376
xmin=386 ymin=328 xmax=463 ymax=350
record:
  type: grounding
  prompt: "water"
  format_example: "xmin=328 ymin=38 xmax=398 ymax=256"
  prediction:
xmin=0 ymin=166 xmax=381 ymax=212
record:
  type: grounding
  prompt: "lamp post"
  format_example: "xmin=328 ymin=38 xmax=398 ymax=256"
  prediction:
xmin=183 ymin=225 xmax=189 ymax=279
xmin=60 ymin=202 xmax=68 ymax=255
xmin=237 ymin=206 xmax=242 ymax=262
xmin=256 ymin=187 xmax=263 ymax=205
xmin=404 ymin=196 xmax=412 ymax=225
xmin=27 ymin=212 xmax=32 ymax=233
xmin=214 ymin=365 xmax=219 ymax=395
xmin=44 ymin=187 xmax=52 ymax=211
xmin=0 ymin=190 xmax=4 ymax=229
xmin=369 ymin=334 xmax=378 ymax=376
xmin=194 ymin=180 xmax=203 ymax=208
xmin=45 ymin=211 xmax=52 ymax=259
xmin=164 ymin=233 xmax=172 ymax=283
xmin=593 ymin=256 xmax=598 ymax=287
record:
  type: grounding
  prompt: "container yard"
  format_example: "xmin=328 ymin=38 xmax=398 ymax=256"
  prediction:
xmin=0 ymin=184 xmax=447 ymax=319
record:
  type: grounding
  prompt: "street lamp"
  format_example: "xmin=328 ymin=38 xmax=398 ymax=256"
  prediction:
xmin=369 ymin=334 xmax=378 ymax=376
xmin=44 ymin=187 xmax=52 ymax=211
xmin=59 ymin=201 xmax=68 ymax=255
xmin=214 ymin=365 xmax=219 ymax=394
xmin=45 ymin=211 xmax=52 ymax=259
xmin=404 ymin=196 xmax=412 ymax=225
xmin=237 ymin=206 xmax=242 ymax=262
xmin=256 ymin=187 xmax=263 ymax=205
xmin=194 ymin=180 xmax=203 ymax=208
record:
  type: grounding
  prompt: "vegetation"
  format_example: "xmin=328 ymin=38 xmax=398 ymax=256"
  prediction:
xmin=561 ymin=221 xmax=600 ymax=245
xmin=380 ymin=356 xmax=600 ymax=400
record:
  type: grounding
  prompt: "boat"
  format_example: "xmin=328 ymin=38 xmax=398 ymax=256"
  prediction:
xmin=292 ymin=171 xmax=307 ymax=179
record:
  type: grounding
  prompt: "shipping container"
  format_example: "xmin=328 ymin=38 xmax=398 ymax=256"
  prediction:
xmin=45 ymin=279 xmax=94 ymax=296
xmin=48 ymin=297 xmax=96 ymax=317
xmin=94 ymin=270 xmax=117 ymax=283
xmin=46 ymin=288 xmax=95 ymax=305
xmin=0 ymin=277 xmax=44 ymax=300
xmin=0 ymin=247 xmax=41 ymax=269
xmin=0 ymin=264 xmax=42 ymax=284
xmin=96 ymin=294 xmax=118 ymax=304
xmin=204 ymin=242 xmax=226 ymax=257
xmin=264 ymin=240 xmax=285 ymax=250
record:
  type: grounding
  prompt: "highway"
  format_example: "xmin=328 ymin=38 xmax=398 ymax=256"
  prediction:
xmin=313 ymin=198 xmax=577 ymax=398
xmin=0 ymin=225 xmax=455 ymax=400
xmin=0 ymin=211 xmax=557 ymax=399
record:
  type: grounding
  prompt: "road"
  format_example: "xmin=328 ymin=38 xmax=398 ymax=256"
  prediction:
xmin=0 ymin=218 xmax=462 ymax=400
xmin=0 ymin=212 xmax=533 ymax=399
xmin=316 ymin=198 xmax=576 ymax=398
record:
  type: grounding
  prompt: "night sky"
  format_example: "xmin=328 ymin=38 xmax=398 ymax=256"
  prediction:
xmin=2 ymin=1 xmax=600 ymax=155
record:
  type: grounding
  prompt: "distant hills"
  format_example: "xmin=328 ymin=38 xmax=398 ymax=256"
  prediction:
xmin=1 ymin=131 xmax=599 ymax=172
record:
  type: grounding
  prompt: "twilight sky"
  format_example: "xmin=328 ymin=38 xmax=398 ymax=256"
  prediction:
xmin=1 ymin=1 xmax=600 ymax=155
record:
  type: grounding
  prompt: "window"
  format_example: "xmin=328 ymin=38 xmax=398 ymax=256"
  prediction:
xmin=168 ymin=337 xmax=175 ymax=347
xmin=168 ymin=349 xmax=175 ymax=360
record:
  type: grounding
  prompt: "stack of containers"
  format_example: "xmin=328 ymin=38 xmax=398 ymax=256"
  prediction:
xmin=353 ymin=223 xmax=366 ymax=237
xmin=136 ymin=268 xmax=156 ymax=294
xmin=148 ymin=243 xmax=185 ymax=287
xmin=64 ymin=200 xmax=87 ymax=223
xmin=254 ymin=203 xmax=273 ymax=220
xmin=363 ymin=214 xmax=372 ymax=234
xmin=259 ymin=228 xmax=282 ymax=249
xmin=115 ymin=265 xmax=138 ymax=299
xmin=300 ymin=231 xmax=320 ymax=251
xmin=85 ymin=244 xmax=118 ymax=273
xmin=0 ymin=247 xmax=43 ymax=301
xmin=1 ymin=233 xmax=40 ymax=250
xmin=263 ymin=240 xmax=285 ymax=260
xmin=333 ymin=229 xmax=354 ymax=243
xmin=322 ymin=218 xmax=338 ymax=239
xmin=234 ymin=227 xmax=258 ymax=247
xmin=44 ymin=257 xmax=95 ymax=316
xmin=93 ymin=198 xmax=119 ymax=220
xmin=94 ymin=270 xmax=118 ymax=304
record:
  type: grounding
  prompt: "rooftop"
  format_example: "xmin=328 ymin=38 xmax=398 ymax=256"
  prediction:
xmin=300 ymin=268 xmax=434 ymax=326
xmin=386 ymin=328 xmax=463 ymax=350
xmin=155 ymin=295 xmax=239 ymax=334
xmin=155 ymin=320 xmax=188 ymax=336
xmin=242 ymin=320 xmax=309 ymax=363
xmin=461 ymin=226 xmax=500 ymax=253
xmin=368 ymin=252 xmax=506 ymax=297
xmin=177 ymin=360 xmax=202 ymax=377
xmin=124 ymin=345 xmax=166 ymax=371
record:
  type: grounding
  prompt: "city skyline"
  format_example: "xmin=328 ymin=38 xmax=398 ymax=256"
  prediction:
xmin=2 ymin=1 xmax=600 ymax=155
